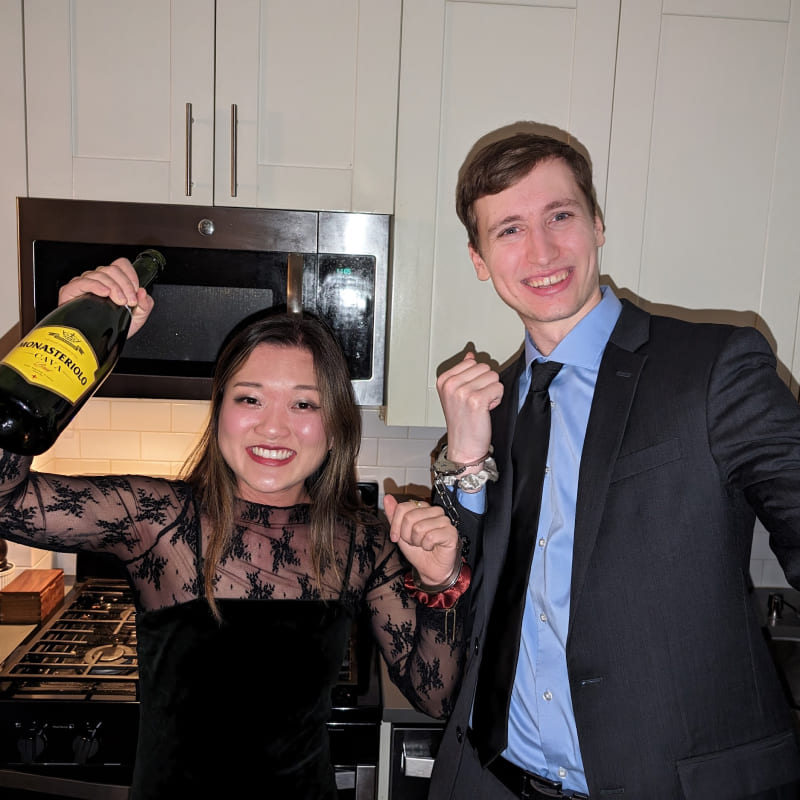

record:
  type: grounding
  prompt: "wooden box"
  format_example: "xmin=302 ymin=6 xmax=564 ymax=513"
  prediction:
xmin=0 ymin=568 xmax=64 ymax=624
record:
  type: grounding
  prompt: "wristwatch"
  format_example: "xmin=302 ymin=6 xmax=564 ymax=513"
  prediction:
xmin=457 ymin=463 xmax=499 ymax=492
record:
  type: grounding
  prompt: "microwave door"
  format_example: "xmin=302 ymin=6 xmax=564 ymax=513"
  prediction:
xmin=287 ymin=252 xmax=304 ymax=315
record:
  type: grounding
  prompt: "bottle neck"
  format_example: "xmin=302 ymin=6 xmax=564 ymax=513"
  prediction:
xmin=132 ymin=249 xmax=165 ymax=292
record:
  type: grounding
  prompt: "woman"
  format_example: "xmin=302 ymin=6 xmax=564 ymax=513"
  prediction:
xmin=0 ymin=259 xmax=468 ymax=799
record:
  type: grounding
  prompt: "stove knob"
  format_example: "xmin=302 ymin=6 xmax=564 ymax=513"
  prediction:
xmin=73 ymin=725 xmax=101 ymax=764
xmin=17 ymin=726 xmax=47 ymax=763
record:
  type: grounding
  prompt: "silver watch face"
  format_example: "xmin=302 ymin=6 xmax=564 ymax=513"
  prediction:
xmin=459 ymin=473 xmax=482 ymax=491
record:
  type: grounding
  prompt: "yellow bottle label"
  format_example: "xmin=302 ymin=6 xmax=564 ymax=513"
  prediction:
xmin=1 ymin=325 xmax=100 ymax=404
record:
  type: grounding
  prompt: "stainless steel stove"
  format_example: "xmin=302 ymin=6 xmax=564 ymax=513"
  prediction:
xmin=0 ymin=578 xmax=140 ymax=798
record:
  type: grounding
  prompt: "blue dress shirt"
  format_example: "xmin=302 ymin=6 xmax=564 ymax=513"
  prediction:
xmin=460 ymin=286 xmax=622 ymax=793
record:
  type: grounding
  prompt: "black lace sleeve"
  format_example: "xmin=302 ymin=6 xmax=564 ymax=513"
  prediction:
xmin=358 ymin=514 xmax=467 ymax=720
xmin=0 ymin=449 xmax=198 ymax=609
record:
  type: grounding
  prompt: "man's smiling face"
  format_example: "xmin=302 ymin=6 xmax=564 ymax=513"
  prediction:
xmin=468 ymin=157 xmax=606 ymax=355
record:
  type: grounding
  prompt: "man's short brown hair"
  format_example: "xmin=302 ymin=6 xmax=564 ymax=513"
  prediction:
xmin=455 ymin=132 xmax=600 ymax=251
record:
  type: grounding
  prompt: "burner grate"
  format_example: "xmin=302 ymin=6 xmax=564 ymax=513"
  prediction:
xmin=0 ymin=580 xmax=139 ymax=687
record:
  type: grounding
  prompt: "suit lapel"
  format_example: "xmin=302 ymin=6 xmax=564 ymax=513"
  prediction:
xmin=569 ymin=302 xmax=649 ymax=623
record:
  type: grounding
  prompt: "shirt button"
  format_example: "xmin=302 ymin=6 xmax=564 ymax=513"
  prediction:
xmin=543 ymin=690 xmax=553 ymax=702
xmin=558 ymin=767 xmax=567 ymax=778
xmin=539 ymin=613 xmax=547 ymax=623
xmin=474 ymin=638 xmax=479 ymax=655
xmin=538 ymin=538 xmax=546 ymax=548
xmin=456 ymin=725 xmax=463 ymax=743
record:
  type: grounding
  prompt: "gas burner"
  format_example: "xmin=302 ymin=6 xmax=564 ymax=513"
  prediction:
xmin=85 ymin=643 xmax=136 ymax=665
xmin=74 ymin=592 xmax=130 ymax=610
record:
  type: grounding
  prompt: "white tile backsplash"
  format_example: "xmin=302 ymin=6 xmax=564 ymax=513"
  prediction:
xmin=140 ymin=431 xmax=198 ymax=462
xmin=357 ymin=437 xmax=378 ymax=466
xmin=111 ymin=399 xmax=172 ymax=431
xmin=18 ymin=399 xmax=786 ymax=587
xmin=80 ymin=429 xmax=142 ymax=460
xmin=4 ymin=541 xmax=53 ymax=570
xmin=73 ymin=398 xmax=111 ymax=429
xmin=171 ymin=401 xmax=211 ymax=432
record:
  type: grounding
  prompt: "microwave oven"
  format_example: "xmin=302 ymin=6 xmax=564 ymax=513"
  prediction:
xmin=16 ymin=198 xmax=390 ymax=405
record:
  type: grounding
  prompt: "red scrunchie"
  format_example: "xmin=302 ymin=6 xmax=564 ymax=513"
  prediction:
xmin=404 ymin=562 xmax=472 ymax=610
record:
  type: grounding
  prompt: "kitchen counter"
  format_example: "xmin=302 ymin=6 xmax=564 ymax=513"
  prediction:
xmin=0 ymin=623 xmax=36 ymax=666
xmin=752 ymin=586 xmax=800 ymax=732
xmin=0 ymin=575 xmax=74 ymax=667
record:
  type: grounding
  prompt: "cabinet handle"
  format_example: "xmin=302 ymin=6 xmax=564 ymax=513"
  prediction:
xmin=230 ymin=103 xmax=238 ymax=198
xmin=184 ymin=102 xmax=193 ymax=197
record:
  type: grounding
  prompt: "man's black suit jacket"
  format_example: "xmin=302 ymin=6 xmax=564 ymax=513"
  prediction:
xmin=430 ymin=301 xmax=800 ymax=799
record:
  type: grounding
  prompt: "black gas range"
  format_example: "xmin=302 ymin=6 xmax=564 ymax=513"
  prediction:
xmin=0 ymin=567 xmax=382 ymax=799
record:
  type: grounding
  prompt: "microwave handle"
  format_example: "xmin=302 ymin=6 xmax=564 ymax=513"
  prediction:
xmin=287 ymin=252 xmax=304 ymax=314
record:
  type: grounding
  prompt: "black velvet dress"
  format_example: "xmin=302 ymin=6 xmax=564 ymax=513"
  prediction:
xmin=135 ymin=599 xmax=350 ymax=799
xmin=0 ymin=451 xmax=466 ymax=799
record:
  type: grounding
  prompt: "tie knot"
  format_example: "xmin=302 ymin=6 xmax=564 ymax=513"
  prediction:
xmin=530 ymin=360 xmax=562 ymax=393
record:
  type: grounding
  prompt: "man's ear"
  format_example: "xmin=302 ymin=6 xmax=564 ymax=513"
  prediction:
xmin=469 ymin=243 xmax=491 ymax=282
xmin=594 ymin=215 xmax=606 ymax=247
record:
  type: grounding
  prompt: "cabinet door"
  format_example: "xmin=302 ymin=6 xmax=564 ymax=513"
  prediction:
xmin=386 ymin=0 xmax=620 ymax=426
xmin=24 ymin=0 xmax=214 ymax=204
xmin=605 ymin=0 xmax=800 ymax=396
xmin=0 ymin=0 xmax=27 ymax=339
xmin=214 ymin=0 xmax=401 ymax=212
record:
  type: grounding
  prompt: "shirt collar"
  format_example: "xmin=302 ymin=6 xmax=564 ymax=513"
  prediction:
xmin=523 ymin=285 xmax=622 ymax=371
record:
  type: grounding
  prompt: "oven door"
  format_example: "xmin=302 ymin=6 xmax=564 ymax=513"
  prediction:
xmin=387 ymin=723 xmax=444 ymax=800
xmin=0 ymin=768 xmax=130 ymax=799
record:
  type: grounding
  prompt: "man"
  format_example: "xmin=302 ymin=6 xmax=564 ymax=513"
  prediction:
xmin=429 ymin=129 xmax=800 ymax=799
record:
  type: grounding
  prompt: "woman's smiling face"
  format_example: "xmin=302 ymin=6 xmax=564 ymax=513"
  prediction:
xmin=218 ymin=342 xmax=330 ymax=505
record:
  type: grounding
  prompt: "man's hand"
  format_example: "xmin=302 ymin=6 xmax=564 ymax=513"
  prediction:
xmin=58 ymin=257 xmax=155 ymax=338
xmin=384 ymin=495 xmax=461 ymax=587
xmin=436 ymin=351 xmax=503 ymax=464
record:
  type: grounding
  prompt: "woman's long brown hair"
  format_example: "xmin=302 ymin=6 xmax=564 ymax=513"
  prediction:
xmin=179 ymin=308 xmax=363 ymax=619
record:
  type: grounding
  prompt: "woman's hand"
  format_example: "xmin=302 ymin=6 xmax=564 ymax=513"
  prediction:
xmin=58 ymin=258 xmax=155 ymax=338
xmin=384 ymin=494 xmax=461 ymax=587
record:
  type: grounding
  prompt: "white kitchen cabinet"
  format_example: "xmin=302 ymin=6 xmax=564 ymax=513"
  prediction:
xmin=24 ymin=0 xmax=215 ymax=204
xmin=385 ymin=0 xmax=800 ymax=427
xmin=385 ymin=0 xmax=621 ymax=426
xmin=23 ymin=0 xmax=400 ymax=212
xmin=603 ymin=0 xmax=800 ymax=395
xmin=214 ymin=0 xmax=400 ymax=212
xmin=0 ymin=0 xmax=27 ymax=341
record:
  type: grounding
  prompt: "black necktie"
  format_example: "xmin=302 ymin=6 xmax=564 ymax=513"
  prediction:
xmin=471 ymin=359 xmax=563 ymax=764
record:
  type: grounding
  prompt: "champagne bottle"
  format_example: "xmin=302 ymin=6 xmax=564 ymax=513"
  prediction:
xmin=0 ymin=249 xmax=165 ymax=456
